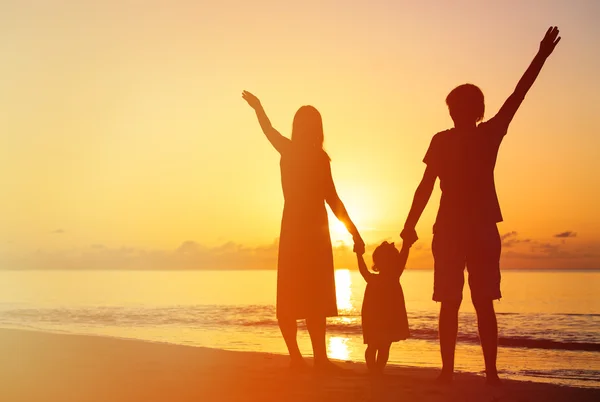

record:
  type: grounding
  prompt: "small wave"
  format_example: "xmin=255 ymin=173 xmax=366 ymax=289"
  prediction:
xmin=519 ymin=369 xmax=600 ymax=382
xmin=498 ymin=337 xmax=600 ymax=352
xmin=497 ymin=312 xmax=600 ymax=318
xmin=559 ymin=313 xmax=600 ymax=317
xmin=243 ymin=322 xmax=600 ymax=351
xmin=2 ymin=306 xmax=599 ymax=352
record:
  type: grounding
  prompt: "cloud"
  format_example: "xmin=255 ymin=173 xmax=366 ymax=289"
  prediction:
xmin=554 ymin=231 xmax=577 ymax=238
xmin=2 ymin=234 xmax=600 ymax=270
xmin=51 ymin=229 xmax=66 ymax=234
xmin=0 ymin=239 xmax=408 ymax=271
xmin=530 ymin=242 xmax=562 ymax=255
xmin=504 ymin=238 xmax=596 ymax=262
xmin=5 ymin=240 xmax=281 ymax=271
xmin=500 ymin=231 xmax=517 ymax=240
xmin=500 ymin=231 xmax=531 ymax=248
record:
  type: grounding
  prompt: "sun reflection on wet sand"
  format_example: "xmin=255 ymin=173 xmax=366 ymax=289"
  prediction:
xmin=330 ymin=270 xmax=356 ymax=362
xmin=327 ymin=336 xmax=350 ymax=361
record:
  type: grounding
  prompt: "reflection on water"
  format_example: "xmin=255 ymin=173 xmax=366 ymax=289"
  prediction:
xmin=327 ymin=336 xmax=350 ymax=361
xmin=334 ymin=269 xmax=352 ymax=311
xmin=331 ymin=270 xmax=355 ymax=361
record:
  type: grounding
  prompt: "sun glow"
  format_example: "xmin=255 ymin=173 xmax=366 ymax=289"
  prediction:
xmin=329 ymin=218 xmax=353 ymax=246
xmin=327 ymin=336 xmax=350 ymax=361
xmin=334 ymin=269 xmax=353 ymax=311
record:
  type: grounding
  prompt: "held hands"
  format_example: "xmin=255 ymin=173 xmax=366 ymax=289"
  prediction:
xmin=353 ymin=235 xmax=365 ymax=255
xmin=538 ymin=26 xmax=561 ymax=58
xmin=400 ymin=227 xmax=418 ymax=247
xmin=242 ymin=90 xmax=261 ymax=110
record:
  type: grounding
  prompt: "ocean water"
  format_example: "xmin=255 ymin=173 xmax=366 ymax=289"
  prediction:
xmin=0 ymin=269 xmax=598 ymax=388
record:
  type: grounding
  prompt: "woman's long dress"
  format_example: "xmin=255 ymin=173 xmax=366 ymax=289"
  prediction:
xmin=276 ymin=148 xmax=338 ymax=320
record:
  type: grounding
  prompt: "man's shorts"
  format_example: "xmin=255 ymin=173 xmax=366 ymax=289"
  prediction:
xmin=432 ymin=223 xmax=501 ymax=303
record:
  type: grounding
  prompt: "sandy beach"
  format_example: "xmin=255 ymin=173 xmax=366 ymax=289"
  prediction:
xmin=0 ymin=328 xmax=597 ymax=402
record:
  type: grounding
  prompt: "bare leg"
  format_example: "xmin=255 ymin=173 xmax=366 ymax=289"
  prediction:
xmin=365 ymin=345 xmax=377 ymax=373
xmin=306 ymin=316 xmax=328 ymax=364
xmin=473 ymin=299 xmax=500 ymax=384
xmin=278 ymin=317 xmax=305 ymax=368
xmin=438 ymin=300 xmax=461 ymax=382
xmin=376 ymin=343 xmax=392 ymax=374
xmin=307 ymin=316 xmax=346 ymax=373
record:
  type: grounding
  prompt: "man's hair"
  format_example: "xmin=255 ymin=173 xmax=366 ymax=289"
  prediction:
xmin=446 ymin=84 xmax=485 ymax=123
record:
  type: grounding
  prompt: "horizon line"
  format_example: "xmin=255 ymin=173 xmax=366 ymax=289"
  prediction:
xmin=1 ymin=267 xmax=599 ymax=272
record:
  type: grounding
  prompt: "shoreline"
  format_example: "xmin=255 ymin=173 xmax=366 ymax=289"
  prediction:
xmin=1 ymin=328 xmax=598 ymax=402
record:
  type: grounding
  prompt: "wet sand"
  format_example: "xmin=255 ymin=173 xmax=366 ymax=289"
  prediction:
xmin=0 ymin=328 xmax=597 ymax=402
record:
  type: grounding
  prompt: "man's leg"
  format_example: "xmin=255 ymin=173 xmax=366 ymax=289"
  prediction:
xmin=439 ymin=300 xmax=461 ymax=381
xmin=473 ymin=299 xmax=500 ymax=383
xmin=432 ymin=228 xmax=465 ymax=382
xmin=468 ymin=223 xmax=502 ymax=384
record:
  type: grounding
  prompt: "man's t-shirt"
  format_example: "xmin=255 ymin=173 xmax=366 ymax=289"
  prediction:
xmin=424 ymin=117 xmax=508 ymax=229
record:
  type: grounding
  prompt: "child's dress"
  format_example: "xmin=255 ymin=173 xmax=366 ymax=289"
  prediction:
xmin=361 ymin=269 xmax=409 ymax=344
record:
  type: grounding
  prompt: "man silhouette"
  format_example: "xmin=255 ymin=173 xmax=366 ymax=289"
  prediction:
xmin=401 ymin=27 xmax=561 ymax=384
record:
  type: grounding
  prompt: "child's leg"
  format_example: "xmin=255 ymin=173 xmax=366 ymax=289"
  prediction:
xmin=365 ymin=344 xmax=377 ymax=372
xmin=376 ymin=342 xmax=392 ymax=373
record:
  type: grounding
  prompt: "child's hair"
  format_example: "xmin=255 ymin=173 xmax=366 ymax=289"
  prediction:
xmin=446 ymin=83 xmax=485 ymax=124
xmin=371 ymin=241 xmax=397 ymax=273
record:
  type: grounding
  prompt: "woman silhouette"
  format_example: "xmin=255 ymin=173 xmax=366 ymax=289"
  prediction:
xmin=243 ymin=90 xmax=364 ymax=371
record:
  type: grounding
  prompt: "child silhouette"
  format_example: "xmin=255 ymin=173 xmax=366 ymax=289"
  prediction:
xmin=357 ymin=241 xmax=412 ymax=375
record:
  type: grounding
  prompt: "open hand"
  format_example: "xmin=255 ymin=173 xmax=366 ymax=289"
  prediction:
xmin=400 ymin=227 xmax=418 ymax=247
xmin=539 ymin=26 xmax=561 ymax=58
xmin=242 ymin=90 xmax=261 ymax=109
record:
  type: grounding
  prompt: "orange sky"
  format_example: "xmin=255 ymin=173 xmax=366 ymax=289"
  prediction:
xmin=1 ymin=1 xmax=599 ymax=269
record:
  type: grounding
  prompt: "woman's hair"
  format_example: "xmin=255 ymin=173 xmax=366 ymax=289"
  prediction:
xmin=446 ymin=83 xmax=485 ymax=124
xmin=371 ymin=241 xmax=396 ymax=273
xmin=291 ymin=106 xmax=329 ymax=159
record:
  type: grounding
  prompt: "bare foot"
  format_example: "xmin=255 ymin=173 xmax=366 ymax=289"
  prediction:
xmin=435 ymin=370 xmax=453 ymax=384
xmin=314 ymin=359 xmax=350 ymax=375
xmin=289 ymin=358 xmax=308 ymax=372
xmin=485 ymin=372 xmax=503 ymax=386
xmin=367 ymin=367 xmax=383 ymax=378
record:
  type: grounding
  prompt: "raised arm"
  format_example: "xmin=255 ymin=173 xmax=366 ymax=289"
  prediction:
xmin=356 ymin=252 xmax=373 ymax=283
xmin=394 ymin=242 xmax=412 ymax=278
xmin=493 ymin=26 xmax=561 ymax=130
xmin=401 ymin=165 xmax=437 ymax=244
xmin=242 ymin=90 xmax=290 ymax=153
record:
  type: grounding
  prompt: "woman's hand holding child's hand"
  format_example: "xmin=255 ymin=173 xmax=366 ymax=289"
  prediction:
xmin=353 ymin=236 xmax=365 ymax=255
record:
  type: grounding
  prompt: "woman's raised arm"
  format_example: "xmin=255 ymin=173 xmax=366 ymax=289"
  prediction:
xmin=242 ymin=90 xmax=290 ymax=153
